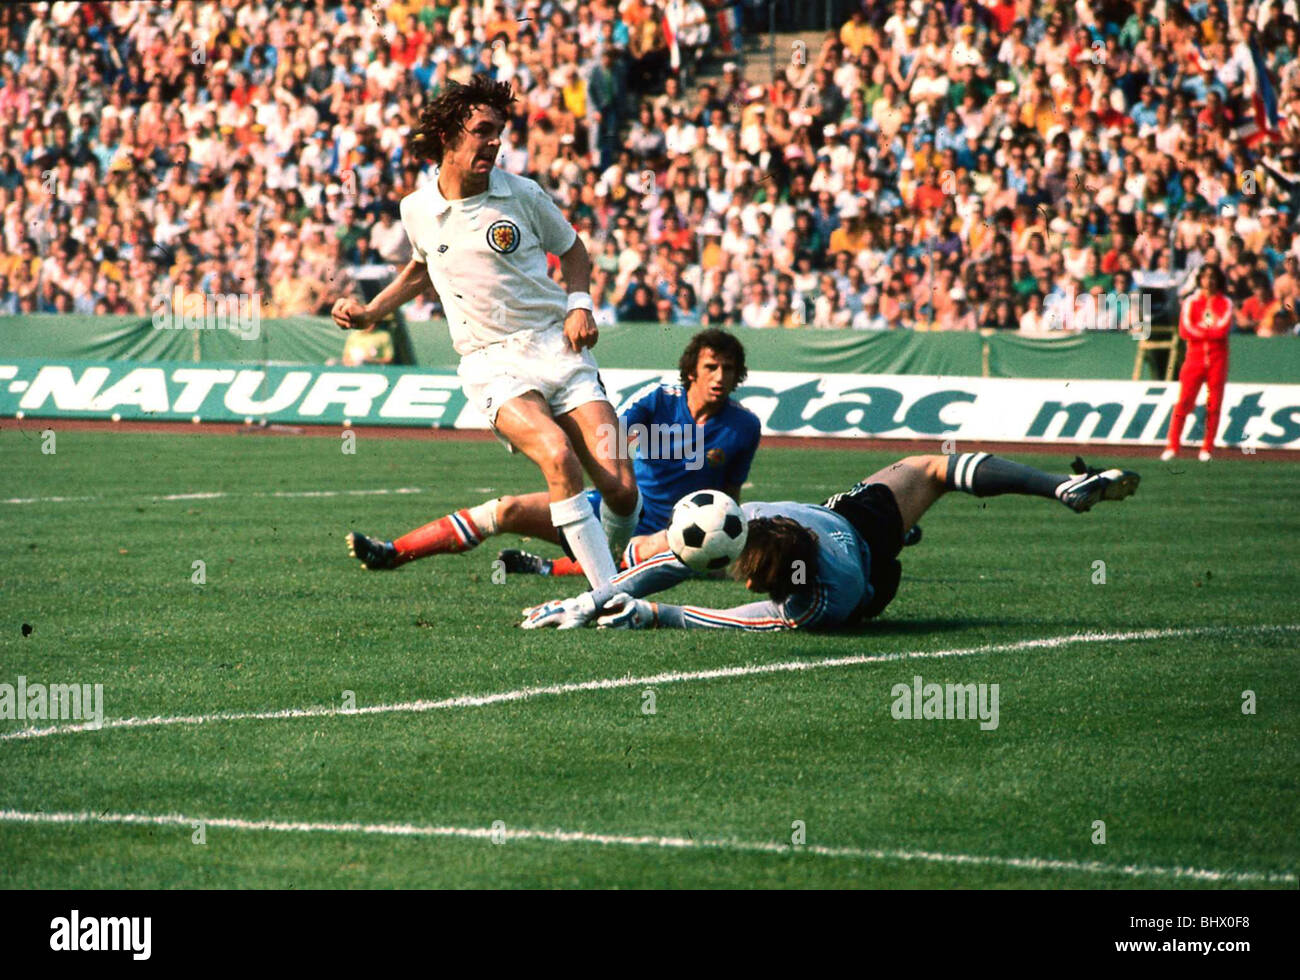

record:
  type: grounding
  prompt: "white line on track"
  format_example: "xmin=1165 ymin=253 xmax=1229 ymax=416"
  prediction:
xmin=3 ymin=624 xmax=1295 ymax=743
xmin=0 ymin=808 xmax=1290 ymax=885
xmin=1 ymin=487 xmax=426 ymax=504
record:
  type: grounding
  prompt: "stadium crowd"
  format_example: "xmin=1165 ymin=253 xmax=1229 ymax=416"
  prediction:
xmin=1 ymin=0 xmax=1299 ymax=335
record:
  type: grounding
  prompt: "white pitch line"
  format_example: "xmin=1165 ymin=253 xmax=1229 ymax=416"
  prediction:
xmin=0 ymin=494 xmax=96 ymax=505
xmin=3 ymin=624 xmax=1296 ymax=744
xmin=266 ymin=487 xmax=425 ymax=499
xmin=1 ymin=487 xmax=427 ymax=505
xmin=0 ymin=808 xmax=1290 ymax=885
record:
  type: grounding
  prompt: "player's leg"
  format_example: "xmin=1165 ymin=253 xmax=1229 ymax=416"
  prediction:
xmin=347 ymin=490 xmax=560 ymax=570
xmin=940 ymin=451 xmax=1139 ymax=513
xmin=1164 ymin=347 xmax=1207 ymax=458
xmin=515 ymin=506 xmax=657 ymax=578
xmin=492 ymin=391 xmax=620 ymax=601
xmin=347 ymin=492 xmax=504 ymax=569
xmin=624 ymin=529 xmax=668 ymax=566
xmin=495 ymin=491 xmax=563 ymax=539
xmin=554 ymin=398 xmax=642 ymax=559
xmin=1200 ymin=349 xmax=1228 ymax=458
xmin=508 ymin=400 xmax=645 ymax=578
xmin=856 ymin=455 xmax=952 ymax=531
xmin=500 ymin=491 xmax=604 ymax=575
xmin=865 ymin=451 xmax=1138 ymax=526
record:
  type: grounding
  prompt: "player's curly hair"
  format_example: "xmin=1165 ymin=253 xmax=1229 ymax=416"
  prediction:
xmin=408 ymin=74 xmax=517 ymax=163
xmin=730 ymin=517 xmax=819 ymax=603
xmin=678 ymin=328 xmax=748 ymax=387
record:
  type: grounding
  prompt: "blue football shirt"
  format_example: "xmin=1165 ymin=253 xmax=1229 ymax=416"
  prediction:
xmin=612 ymin=383 xmax=761 ymax=533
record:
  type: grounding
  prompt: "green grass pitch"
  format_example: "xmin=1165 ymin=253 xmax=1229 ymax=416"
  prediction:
xmin=1 ymin=427 xmax=1296 ymax=889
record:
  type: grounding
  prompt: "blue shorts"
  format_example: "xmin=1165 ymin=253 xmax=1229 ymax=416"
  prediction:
xmin=584 ymin=489 xmax=660 ymax=536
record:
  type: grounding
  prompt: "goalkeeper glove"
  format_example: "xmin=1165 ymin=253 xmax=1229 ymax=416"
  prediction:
xmin=520 ymin=592 xmax=598 ymax=630
xmin=596 ymin=592 xmax=657 ymax=630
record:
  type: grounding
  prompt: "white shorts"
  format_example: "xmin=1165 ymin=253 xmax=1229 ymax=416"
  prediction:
xmin=458 ymin=327 xmax=608 ymax=443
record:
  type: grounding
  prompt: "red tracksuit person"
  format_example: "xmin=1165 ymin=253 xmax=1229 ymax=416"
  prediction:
xmin=1164 ymin=264 xmax=1232 ymax=462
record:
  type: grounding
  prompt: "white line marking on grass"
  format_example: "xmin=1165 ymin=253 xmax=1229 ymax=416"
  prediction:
xmin=267 ymin=487 xmax=426 ymax=499
xmin=3 ymin=624 xmax=1295 ymax=743
xmin=0 ymin=494 xmax=96 ymax=505
xmin=0 ymin=808 xmax=1291 ymax=885
xmin=0 ymin=487 xmax=427 ymax=505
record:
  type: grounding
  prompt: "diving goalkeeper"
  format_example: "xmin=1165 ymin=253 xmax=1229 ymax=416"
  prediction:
xmin=522 ymin=451 xmax=1140 ymax=631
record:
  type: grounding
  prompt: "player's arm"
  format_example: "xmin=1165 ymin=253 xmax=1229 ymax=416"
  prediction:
xmin=599 ymin=596 xmax=794 ymax=631
xmin=609 ymin=547 xmax=698 ymax=596
xmin=1206 ymin=297 xmax=1234 ymax=340
xmin=331 ymin=260 xmax=437 ymax=332
xmin=667 ymin=580 xmax=826 ymax=630
xmin=1179 ymin=293 xmax=1203 ymax=340
xmin=558 ymin=237 xmax=597 ymax=351
xmin=655 ymin=599 xmax=793 ymax=631
xmin=526 ymin=179 xmax=596 ymax=351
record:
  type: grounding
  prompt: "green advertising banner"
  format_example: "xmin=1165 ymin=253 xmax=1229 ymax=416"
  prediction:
xmin=1 ymin=317 xmax=1297 ymax=382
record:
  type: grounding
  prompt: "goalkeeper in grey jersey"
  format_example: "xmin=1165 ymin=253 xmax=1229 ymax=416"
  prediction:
xmin=522 ymin=451 xmax=1140 ymax=632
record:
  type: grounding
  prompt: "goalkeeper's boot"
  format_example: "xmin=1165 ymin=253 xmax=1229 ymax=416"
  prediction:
xmin=347 ymin=530 xmax=399 ymax=570
xmin=1056 ymin=456 xmax=1141 ymax=513
xmin=903 ymin=524 xmax=923 ymax=547
xmin=497 ymin=548 xmax=553 ymax=576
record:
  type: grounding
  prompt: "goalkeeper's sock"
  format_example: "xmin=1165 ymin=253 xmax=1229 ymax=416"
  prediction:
xmin=599 ymin=489 xmax=641 ymax=562
xmin=550 ymin=492 xmax=617 ymax=606
xmin=392 ymin=499 xmax=500 ymax=562
xmin=945 ymin=453 xmax=1069 ymax=500
xmin=621 ymin=538 xmax=649 ymax=568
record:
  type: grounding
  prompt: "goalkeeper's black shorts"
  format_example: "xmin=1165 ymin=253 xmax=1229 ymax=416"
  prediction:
xmin=822 ymin=481 xmax=905 ymax=623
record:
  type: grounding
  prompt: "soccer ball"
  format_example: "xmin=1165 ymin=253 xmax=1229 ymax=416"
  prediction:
xmin=667 ymin=490 xmax=748 ymax=572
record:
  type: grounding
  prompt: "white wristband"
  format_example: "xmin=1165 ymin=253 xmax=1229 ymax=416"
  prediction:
xmin=566 ymin=291 xmax=593 ymax=313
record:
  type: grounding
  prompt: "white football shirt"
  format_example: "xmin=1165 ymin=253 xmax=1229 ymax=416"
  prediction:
xmin=400 ymin=166 xmax=578 ymax=355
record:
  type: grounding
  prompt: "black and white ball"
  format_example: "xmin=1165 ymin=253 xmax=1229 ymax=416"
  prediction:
xmin=667 ymin=490 xmax=748 ymax=572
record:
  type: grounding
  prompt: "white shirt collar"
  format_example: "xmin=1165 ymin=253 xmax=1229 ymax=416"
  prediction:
xmin=428 ymin=166 xmax=512 ymax=215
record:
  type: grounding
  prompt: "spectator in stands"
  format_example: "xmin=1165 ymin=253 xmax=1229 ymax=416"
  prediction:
xmin=943 ymin=288 xmax=978 ymax=331
xmin=813 ymin=282 xmax=851 ymax=328
xmin=672 ymin=283 xmax=700 ymax=326
xmin=590 ymin=269 xmax=618 ymax=326
xmin=1236 ymin=273 xmax=1276 ymax=334
xmin=1019 ymin=292 xmax=1047 ymax=333
xmin=367 ymin=206 xmax=411 ymax=265
xmin=741 ymin=281 xmax=775 ymax=328
xmin=617 ymin=282 xmax=657 ymax=322
xmin=700 ymin=294 xmax=732 ymax=326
